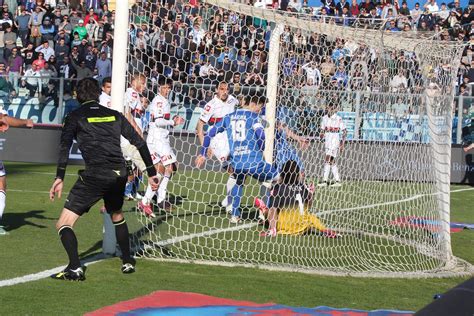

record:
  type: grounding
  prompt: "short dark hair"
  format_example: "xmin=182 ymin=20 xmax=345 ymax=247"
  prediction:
xmin=250 ymin=95 xmax=267 ymax=105
xmin=76 ymin=78 xmax=100 ymax=103
xmin=280 ymin=160 xmax=300 ymax=185
xmin=158 ymin=77 xmax=172 ymax=87
xmin=102 ymin=76 xmax=111 ymax=86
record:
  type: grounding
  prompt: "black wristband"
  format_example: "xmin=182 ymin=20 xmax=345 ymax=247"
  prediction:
xmin=56 ymin=167 xmax=66 ymax=180
xmin=137 ymin=144 xmax=157 ymax=177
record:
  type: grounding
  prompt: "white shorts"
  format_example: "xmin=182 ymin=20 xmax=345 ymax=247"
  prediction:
xmin=120 ymin=139 xmax=146 ymax=172
xmin=210 ymin=132 xmax=230 ymax=164
xmin=148 ymin=139 xmax=177 ymax=166
xmin=0 ymin=161 xmax=5 ymax=177
xmin=325 ymin=146 xmax=339 ymax=158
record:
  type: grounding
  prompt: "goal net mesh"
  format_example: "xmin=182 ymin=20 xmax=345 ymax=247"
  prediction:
xmin=125 ymin=0 xmax=473 ymax=277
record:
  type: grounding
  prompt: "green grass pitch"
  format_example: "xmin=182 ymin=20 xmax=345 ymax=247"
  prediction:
xmin=0 ymin=162 xmax=472 ymax=315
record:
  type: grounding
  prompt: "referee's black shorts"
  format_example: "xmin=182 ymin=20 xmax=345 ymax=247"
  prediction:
xmin=65 ymin=168 xmax=128 ymax=216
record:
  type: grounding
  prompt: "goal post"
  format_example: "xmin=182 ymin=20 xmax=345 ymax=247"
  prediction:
xmin=121 ymin=0 xmax=474 ymax=277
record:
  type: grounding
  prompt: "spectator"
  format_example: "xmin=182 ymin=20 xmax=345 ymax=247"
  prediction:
xmin=29 ymin=5 xmax=45 ymax=29
xmin=52 ymin=7 xmax=63 ymax=28
xmin=71 ymin=58 xmax=94 ymax=80
xmin=21 ymin=63 xmax=42 ymax=98
xmin=54 ymin=29 xmax=70 ymax=46
xmin=437 ymin=3 xmax=450 ymax=19
xmin=95 ymin=51 xmax=111 ymax=83
xmin=84 ymin=7 xmax=99 ymax=25
xmin=336 ymin=0 xmax=351 ymax=15
xmin=57 ymin=55 xmax=75 ymax=94
xmin=21 ymin=43 xmax=35 ymax=69
xmin=390 ymin=70 xmax=409 ymax=92
xmin=69 ymin=9 xmax=81 ymax=28
xmin=360 ymin=0 xmax=375 ymax=12
xmin=350 ymin=0 xmax=360 ymax=15
xmin=40 ymin=16 xmax=55 ymax=46
xmin=399 ymin=1 xmax=411 ymax=15
xmin=54 ymin=37 xmax=69 ymax=63
xmin=331 ymin=64 xmax=349 ymax=88
xmin=70 ymin=45 xmax=81 ymax=64
xmin=40 ymin=61 xmax=59 ymax=105
xmin=411 ymin=2 xmax=423 ymax=23
xmin=3 ymin=24 xmax=16 ymax=59
xmin=58 ymin=14 xmax=72 ymax=36
xmin=35 ymin=40 xmax=54 ymax=62
xmin=0 ymin=62 xmax=10 ymax=97
xmin=99 ymin=39 xmax=112 ymax=59
xmin=71 ymin=32 xmax=81 ymax=47
xmin=424 ymin=0 xmax=440 ymax=12
xmin=198 ymin=58 xmax=219 ymax=82
xmin=83 ymin=45 xmax=97 ymax=70
xmin=73 ymin=19 xmax=87 ymax=39
xmin=32 ymin=52 xmax=46 ymax=70
xmin=233 ymin=48 xmax=250 ymax=74
xmin=302 ymin=61 xmax=322 ymax=87
xmin=29 ymin=25 xmax=42 ymax=47
xmin=6 ymin=46 xmax=22 ymax=94
xmin=0 ymin=11 xmax=12 ymax=27
xmin=14 ymin=9 xmax=30 ymax=47
xmin=282 ymin=49 xmax=298 ymax=77
xmin=418 ymin=8 xmax=435 ymax=29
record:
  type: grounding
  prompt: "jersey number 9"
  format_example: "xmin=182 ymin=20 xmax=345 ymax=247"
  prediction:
xmin=231 ymin=120 xmax=246 ymax=141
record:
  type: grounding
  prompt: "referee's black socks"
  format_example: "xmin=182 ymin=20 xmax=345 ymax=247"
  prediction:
xmin=113 ymin=219 xmax=134 ymax=264
xmin=58 ymin=225 xmax=81 ymax=270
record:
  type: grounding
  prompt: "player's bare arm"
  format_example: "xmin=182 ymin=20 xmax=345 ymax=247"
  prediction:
xmin=196 ymin=119 xmax=214 ymax=158
xmin=281 ymin=123 xmax=309 ymax=150
xmin=3 ymin=116 xmax=34 ymax=129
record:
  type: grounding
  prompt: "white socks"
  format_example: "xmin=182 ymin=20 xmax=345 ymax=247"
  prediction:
xmin=142 ymin=175 xmax=171 ymax=205
xmin=157 ymin=176 xmax=170 ymax=204
xmin=332 ymin=165 xmax=340 ymax=182
xmin=0 ymin=190 xmax=5 ymax=221
xmin=323 ymin=163 xmax=331 ymax=182
xmin=142 ymin=185 xmax=155 ymax=205
xmin=226 ymin=176 xmax=236 ymax=196
xmin=323 ymin=164 xmax=341 ymax=182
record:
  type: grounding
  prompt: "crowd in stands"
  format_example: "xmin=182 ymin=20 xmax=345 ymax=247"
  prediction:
xmin=0 ymin=0 xmax=114 ymax=103
xmin=126 ymin=0 xmax=473 ymax=116
xmin=0 ymin=0 xmax=472 ymax=112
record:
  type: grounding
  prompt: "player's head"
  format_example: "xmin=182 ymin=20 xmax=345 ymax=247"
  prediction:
xmin=216 ymin=82 xmax=229 ymax=101
xmin=77 ymin=78 xmax=100 ymax=103
xmin=247 ymin=95 xmax=267 ymax=113
xmin=131 ymin=74 xmax=146 ymax=94
xmin=158 ymin=77 xmax=172 ymax=98
xmin=102 ymin=77 xmax=112 ymax=96
xmin=326 ymin=98 xmax=338 ymax=115
xmin=280 ymin=160 xmax=300 ymax=185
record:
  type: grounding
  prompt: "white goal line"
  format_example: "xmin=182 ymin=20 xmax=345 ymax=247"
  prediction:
xmin=315 ymin=187 xmax=474 ymax=216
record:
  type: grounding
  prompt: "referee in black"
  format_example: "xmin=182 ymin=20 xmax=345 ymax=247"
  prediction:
xmin=49 ymin=78 xmax=160 ymax=281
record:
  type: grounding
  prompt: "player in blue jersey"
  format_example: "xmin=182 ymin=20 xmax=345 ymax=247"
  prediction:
xmin=274 ymin=107 xmax=309 ymax=178
xmin=195 ymin=95 xmax=280 ymax=224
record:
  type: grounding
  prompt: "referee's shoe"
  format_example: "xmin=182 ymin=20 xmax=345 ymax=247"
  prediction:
xmin=51 ymin=266 xmax=86 ymax=281
xmin=121 ymin=258 xmax=136 ymax=274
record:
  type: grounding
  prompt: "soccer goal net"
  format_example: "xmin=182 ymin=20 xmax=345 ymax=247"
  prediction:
xmin=124 ymin=0 xmax=473 ymax=277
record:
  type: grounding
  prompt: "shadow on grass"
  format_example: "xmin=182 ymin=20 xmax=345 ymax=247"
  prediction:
xmin=2 ymin=210 xmax=55 ymax=231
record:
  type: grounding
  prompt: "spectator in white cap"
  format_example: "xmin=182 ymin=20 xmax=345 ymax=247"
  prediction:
xmin=73 ymin=19 xmax=88 ymax=39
